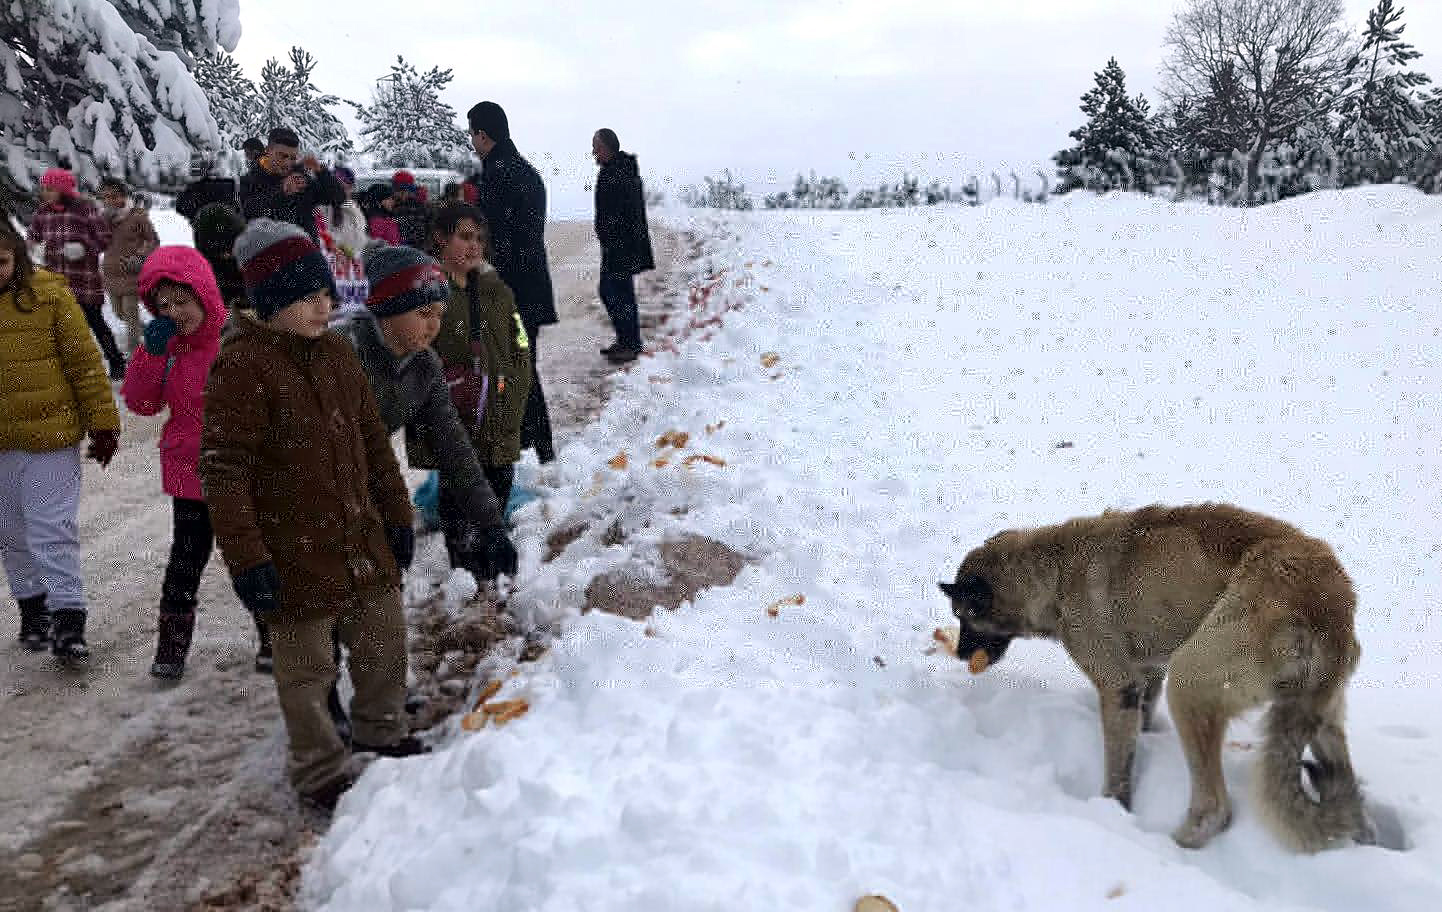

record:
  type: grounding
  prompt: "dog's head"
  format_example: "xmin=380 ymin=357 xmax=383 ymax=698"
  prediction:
xmin=938 ymin=574 xmax=1015 ymax=669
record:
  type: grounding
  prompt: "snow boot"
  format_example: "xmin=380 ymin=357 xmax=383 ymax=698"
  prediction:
xmin=50 ymin=609 xmax=90 ymax=662
xmin=17 ymin=594 xmax=51 ymax=651
xmin=254 ymin=615 xmax=273 ymax=673
xmin=351 ymin=734 xmax=431 ymax=759
xmin=150 ymin=609 xmax=195 ymax=679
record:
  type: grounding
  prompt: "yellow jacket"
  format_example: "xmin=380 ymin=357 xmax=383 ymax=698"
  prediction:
xmin=0 ymin=269 xmax=120 ymax=451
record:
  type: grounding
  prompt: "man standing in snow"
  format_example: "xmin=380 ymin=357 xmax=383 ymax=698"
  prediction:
xmin=238 ymin=127 xmax=346 ymax=238
xmin=467 ymin=101 xmax=556 ymax=464
xmin=592 ymin=128 xmax=655 ymax=364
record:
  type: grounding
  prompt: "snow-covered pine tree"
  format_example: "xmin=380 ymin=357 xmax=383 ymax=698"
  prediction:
xmin=1053 ymin=58 xmax=1157 ymax=194
xmin=355 ymin=57 xmax=470 ymax=168
xmin=1334 ymin=0 xmax=1433 ymax=185
xmin=253 ymin=47 xmax=352 ymax=157
xmin=0 ymin=0 xmax=239 ymax=201
xmin=194 ymin=50 xmax=261 ymax=150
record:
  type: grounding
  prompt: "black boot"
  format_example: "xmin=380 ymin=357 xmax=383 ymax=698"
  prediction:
xmin=254 ymin=615 xmax=273 ymax=673
xmin=17 ymin=594 xmax=50 ymax=651
xmin=50 ymin=609 xmax=90 ymax=661
xmin=150 ymin=609 xmax=195 ymax=679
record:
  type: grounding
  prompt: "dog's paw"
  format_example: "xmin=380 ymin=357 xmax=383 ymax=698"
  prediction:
xmin=1172 ymin=804 xmax=1233 ymax=849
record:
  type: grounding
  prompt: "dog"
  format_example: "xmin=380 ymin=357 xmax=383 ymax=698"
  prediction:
xmin=939 ymin=502 xmax=1376 ymax=851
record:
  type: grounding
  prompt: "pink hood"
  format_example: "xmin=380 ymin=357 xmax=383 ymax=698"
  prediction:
xmin=121 ymin=246 xmax=229 ymax=501
xmin=137 ymin=245 xmax=229 ymax=346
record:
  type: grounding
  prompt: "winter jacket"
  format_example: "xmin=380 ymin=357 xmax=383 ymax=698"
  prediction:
xmin=595 ymin=152 xmax=656 ymax=277
xmin=410 ymin=268 xmax=532 ymax=467
xmin=392 ymin=199 xmax=431 ymax=250
xmin=0 ymin=269 xmax=120 ymax=451
xmin=335 ymin=311 xmax=505 ymax=532
xmin=475 ymin=140 xmax=557 ymax=330
xmin=120 ymin=247 xmax=228 ymax=501
xmin=175 ymin=176 xmax=238 ymax=223
xmin=367 ymin=215 xmax=402 ymax=246
xmin=238 ymin=164 xmax=346 ymax=238
xmin=27 ymin=197 xmax=112 ymax=310
xmin=201 ymin=312 xmax=412 ymax=618
xmin=192 ymin=203 xmax=248 ymax=314
xmin=102 ymin=205 xmax=161 ymax=301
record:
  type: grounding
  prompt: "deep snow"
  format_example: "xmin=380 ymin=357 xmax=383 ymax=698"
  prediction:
xmin=301 ymin=188 xmax=1435 ymax=910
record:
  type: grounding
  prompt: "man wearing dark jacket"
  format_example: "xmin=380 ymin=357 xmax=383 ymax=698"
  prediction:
xmin=238 ymin=127 xmax=345 ymax=237
xmin=468 ymin=101 xmax=557 ymax=464
xmin=337 ymin=246 xmax=519 ymax=580
xmin=592 ymin=128 xmax=656 ymax=363
xmin=174 ymin=160 xmax=238 ymax=223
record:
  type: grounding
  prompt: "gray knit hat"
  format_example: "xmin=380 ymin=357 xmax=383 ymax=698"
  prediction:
xmin=364 ymin=245 xmax=448 ymax=318
xmin=233 ymin=218 xmax=337 ymax=320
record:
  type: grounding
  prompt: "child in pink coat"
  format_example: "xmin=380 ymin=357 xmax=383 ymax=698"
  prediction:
xmin=120 ymin=246 xmax=267 ymax=678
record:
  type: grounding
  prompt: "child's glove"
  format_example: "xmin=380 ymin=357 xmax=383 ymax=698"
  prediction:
xmin=386 ymin=525 xmax=415 ymax=572
xmin=85 ymin=429 xmax=118 ymax=468
xmin=62 ymin=241 xmax=86 ymax=262
xmin=460 ymin=526 xmax=518 ymax=580
xmin=232 ymin=562 xmax=282 ymax=618
xmin=143 ymin=315 xmax=177 ymax=355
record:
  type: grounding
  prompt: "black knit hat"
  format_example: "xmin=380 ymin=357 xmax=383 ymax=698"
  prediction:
xmin=233 ymin=218 xmax=336 ymax=320
xmin=467 ymin=101 xmax=510 ymax=141
xmin=364 ymin=246 xmax=448 ymax=318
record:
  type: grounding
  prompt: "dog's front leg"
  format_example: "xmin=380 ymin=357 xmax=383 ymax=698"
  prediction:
xmin=1098 ymin=682 xmax=1145 ymax=810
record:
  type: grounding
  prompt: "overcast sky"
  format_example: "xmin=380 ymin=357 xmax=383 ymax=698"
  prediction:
xmin=230 ymin=0 xmax=1442 ymax=216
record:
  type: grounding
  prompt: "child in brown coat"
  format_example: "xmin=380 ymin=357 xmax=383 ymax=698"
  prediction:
xmin=201 ymin=219 xmax=426 ymax=811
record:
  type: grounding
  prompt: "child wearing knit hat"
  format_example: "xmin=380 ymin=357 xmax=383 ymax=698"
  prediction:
xmin=333 ymin=245 xmax=519 ymax=581
xmin=200 ymin=219 xmax=427 ymax=811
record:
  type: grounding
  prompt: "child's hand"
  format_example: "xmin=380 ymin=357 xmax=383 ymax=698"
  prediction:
xmin=86 ymin=429 xmax=118 ymax=468
xmin=386 ymin=526 xmax=415 ymax=572
xmin=143 ymin=316 xmax=177 ymax=355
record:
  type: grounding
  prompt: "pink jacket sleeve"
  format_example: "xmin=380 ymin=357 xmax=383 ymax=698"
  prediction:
xmin=120 ymin=346 xmax=170 ymax=416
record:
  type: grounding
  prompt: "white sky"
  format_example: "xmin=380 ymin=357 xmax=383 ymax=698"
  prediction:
xmin=230 ymin=0 xmax=1442 ymax=215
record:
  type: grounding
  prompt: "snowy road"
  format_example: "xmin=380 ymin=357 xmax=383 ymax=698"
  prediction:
xmin=0 ymin=219 xmax=689 ymax=912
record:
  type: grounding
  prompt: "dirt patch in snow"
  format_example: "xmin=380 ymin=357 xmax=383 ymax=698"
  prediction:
xmin=584 ymin=534 xmax=751 ymax=621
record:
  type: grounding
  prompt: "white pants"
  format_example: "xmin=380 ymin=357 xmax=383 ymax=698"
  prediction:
xmin=0 ymin=446 xmax=85 ymax=611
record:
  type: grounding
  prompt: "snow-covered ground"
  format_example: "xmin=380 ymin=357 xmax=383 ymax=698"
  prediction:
xmin=303 ymin=188 xmax=1442 ymax=911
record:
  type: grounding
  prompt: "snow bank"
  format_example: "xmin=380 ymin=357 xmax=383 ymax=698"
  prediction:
xmin=304 ymin=186 xmax=1442 ymax=911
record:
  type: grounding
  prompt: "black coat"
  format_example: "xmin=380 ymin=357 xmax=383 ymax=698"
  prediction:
xmin=476 ymin=140 xmax=557 ymax=329
xmin=175 ymin=176 xmax=238 ymax=223
xmin=595 ymin=152 xmax=655 ymax=277
xmin=238 ymin=164 xmax=346 ymax=237
xmin=393 ymin=199 xmax=431 ymax=249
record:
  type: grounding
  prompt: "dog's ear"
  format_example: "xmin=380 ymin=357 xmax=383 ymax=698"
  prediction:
xmin=938 ymin=580 xmax=962 ymax=599
xmin=958 ymin=575 xmax=993 ymax=615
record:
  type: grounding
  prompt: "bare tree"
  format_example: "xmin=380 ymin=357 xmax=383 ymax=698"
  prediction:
xmin=1162 ymin=0 xmax=1358 ymax=202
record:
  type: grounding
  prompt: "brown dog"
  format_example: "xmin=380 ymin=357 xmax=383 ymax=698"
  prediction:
xmin=940 ymin=503 xmax=1375 ymax=851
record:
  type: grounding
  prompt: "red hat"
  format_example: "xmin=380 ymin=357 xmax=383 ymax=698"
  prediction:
xmin=391 ymin=170 xmax=416 ymax=190
xmin=41 ymin=168 xmax=77 ymax=194
xmin=461 ymin=182 xmax=479 ymax=205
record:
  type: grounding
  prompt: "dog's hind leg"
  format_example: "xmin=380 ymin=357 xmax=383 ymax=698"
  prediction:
xmin=1166 ymin=591 xmax=1268 ymax=848
xmin=1096 ymin=680 xmax=1145 ymax=810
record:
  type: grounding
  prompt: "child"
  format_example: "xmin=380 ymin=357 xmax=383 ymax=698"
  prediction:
xmin=120 ymin=246 xmax=269 ymax=679
xmin=201 ymin=219 xmax=425 ymax=811
xmin=360 ymin=185 xmax=402 ymax=246
xmin=419 ymin=204 xmax=531 ymax=557
xmin=336 ymin=245 xmax=518 ymax=580
xmin=0 ymin=218 xmax=120 ymax=660
xmin=191 ymin=202 xmax=247 ymax=317
xmin=26 ymin=168 xmax=125 ymax=379
xmin=97 ymin=177 xmax=160 ymax=353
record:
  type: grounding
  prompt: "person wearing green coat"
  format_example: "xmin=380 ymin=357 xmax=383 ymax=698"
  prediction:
xmin=411 ymin=204 xmax=532 ymax=562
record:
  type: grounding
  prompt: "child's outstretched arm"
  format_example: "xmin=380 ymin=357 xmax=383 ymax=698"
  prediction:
xmin=350 ymin=357 xmax=413 ymax=531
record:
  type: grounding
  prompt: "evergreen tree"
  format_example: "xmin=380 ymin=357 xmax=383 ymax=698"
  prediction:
xmin=0 ymin=0 xmax=239 ymax=199
xmin=355 ymin=57 xmax=471 ymax=168
xmin=194 ymin=51 xmax=261 ymax=149
xmin=1334 ymin=0 xmax=1433 ymax=185
xmin=253 ymin=48 xmax=352 ymax=157
xmin=1054 ymin=58 xmax=1157 ymax=194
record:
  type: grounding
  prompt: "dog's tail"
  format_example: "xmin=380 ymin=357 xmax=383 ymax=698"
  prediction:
xmin=1254 ymin=636 xmax=1371 ymax=852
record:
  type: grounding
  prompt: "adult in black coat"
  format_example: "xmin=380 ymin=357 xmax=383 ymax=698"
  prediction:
xmin=467 ymin=101 xmax=556 ymax=463
xmin=237 ymin=127 xmax=345 ymax=237
xmin=175 ymin=171 xmax=238 ymax=223
xmin=592 ymin=128 xmax=655 ymax=362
